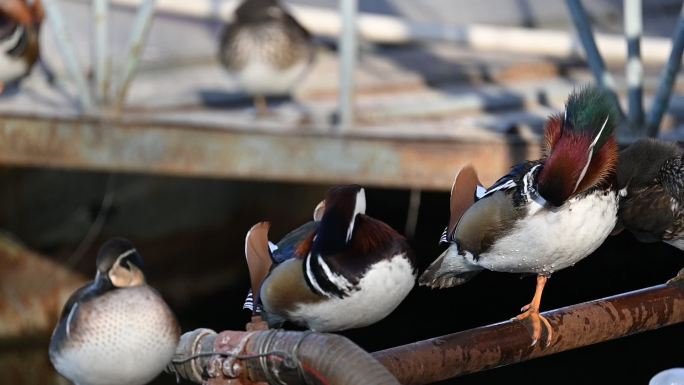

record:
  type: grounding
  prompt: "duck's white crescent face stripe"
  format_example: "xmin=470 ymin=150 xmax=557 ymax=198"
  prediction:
xmin=590 ymin=115 xmax=610 ymax=149
xmin=346 ymin=188 xmax=366 ymax=243
xmin=109 ymin=248 xmax=145 ymax=288
xmin=116 ymin=248 xmax=137 ymax=264
xmin=573 ymin=115 xmax=610 ymax=193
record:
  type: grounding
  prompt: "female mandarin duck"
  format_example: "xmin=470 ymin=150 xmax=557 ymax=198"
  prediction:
xmin=244 ymin=185 xmax=417 ymax=332
xmin=616 ymin=139 xmax=684 ymax=246
xmin=49 ymin=239 xmax=180 ymax=385
xmin=0 ymin=0 xmax=42 ymax=93
xmin=219 ymin=0 xmax=315 ymax=115
xmin=615 ymin=138 xmax=684 ymax=280
xmin=420 ymin=87 xmax=620 ymax=346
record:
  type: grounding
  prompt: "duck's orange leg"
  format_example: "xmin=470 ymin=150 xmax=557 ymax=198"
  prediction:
xmin=514 ymin=274 xmax=554 ymax=347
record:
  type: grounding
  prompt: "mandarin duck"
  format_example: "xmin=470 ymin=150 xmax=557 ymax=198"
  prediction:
xmin=244 ymin=185 xmax=417 ymax=332
xmin=219 ymin=0 xmax=315 ymax=115
xmin=49 ymin=239 xmax=180 ymax=385
xmin=0 ymin=0 xmax=42 ymax=93
xmin=615 ymin=138 xmax=684 ymax=281
xmin=419 ymin=87 xmax=620 ymax=346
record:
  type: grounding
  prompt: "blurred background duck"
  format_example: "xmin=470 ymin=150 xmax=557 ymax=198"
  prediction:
xmin=615 ymin=138 xmax=684 ymax=281
xmin=49 ymin=238 xmax=180 ymax=385
xmin=420 ymin=87 xmax=620 ymax=346
xmin=219 ymin=0 xmax=315 ymax=116
xmin=244 ymin=185 xmax=417 ymax=332
xmin=0 ymin=0 xmax=42 ymax=93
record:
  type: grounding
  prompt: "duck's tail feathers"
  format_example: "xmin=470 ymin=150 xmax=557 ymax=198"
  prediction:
xmin=419 ymin=246 xmax=483 ymax=289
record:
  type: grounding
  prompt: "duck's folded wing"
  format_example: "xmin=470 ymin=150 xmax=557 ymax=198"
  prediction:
xmin=621 ymin=185 xmax=676 ymax=243
xmin=273 ymin=220 xmax=318 ymax=262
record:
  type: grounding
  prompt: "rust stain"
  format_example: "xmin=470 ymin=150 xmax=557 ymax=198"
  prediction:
xmin=207 ymin=330 xmax=260 ymax=385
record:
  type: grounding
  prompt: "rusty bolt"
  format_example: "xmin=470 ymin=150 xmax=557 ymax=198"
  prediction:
xmin=222 ymin=359 xmax=244 ymax=378
xmin=206 ymin=357 xmax=223 ymax=378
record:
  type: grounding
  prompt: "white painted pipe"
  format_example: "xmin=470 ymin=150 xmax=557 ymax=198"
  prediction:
xmin=115 ymin=0 xmax=157 ymax=108
xmin=337 ymin=0 xmax=357 ymax=132
xmin=81 ymin=0 xmax=682 ymax=65
xmin=93 ymin=0 xmax=109 ymax=103
xmin=43 ymin=0 xmax=93 ymax=110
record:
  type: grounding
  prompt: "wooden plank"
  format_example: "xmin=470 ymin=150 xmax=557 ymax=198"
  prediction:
xmin=0 ymin=114 xmax=541 ymax=190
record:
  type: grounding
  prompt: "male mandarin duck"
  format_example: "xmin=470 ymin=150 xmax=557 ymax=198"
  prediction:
xmin=0 ymin=0 xmax=42 ymax=93
xmin=615 ymin=138 xmax=684 ymax=280
xmin=244 ymin=185 xmax=417 ymax=332
xmin=219 ymin=0 xmax=315 ymax=115
xmin=49 ymin=239 xmax=180 ymax=385
xmin=419 ymin=87 xmax=620 ymax=346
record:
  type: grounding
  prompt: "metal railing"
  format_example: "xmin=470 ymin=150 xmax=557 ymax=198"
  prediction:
xmin=567 ymin=0 xmax=684 ymax=137
xmin=41 ymin=0 xmax=157 ymax=112
xmin=41 ymin=0 xmax=363 ymax=127
xmin=38 ymin=0 xmax=684 ymax=136
xmin=168 ymin=279 xmax=684 ymax=385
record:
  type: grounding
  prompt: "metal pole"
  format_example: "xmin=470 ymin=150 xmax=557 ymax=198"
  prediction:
xmin=93 ymin=0 xmax=110 ymax=104
xmin=373 ymin=282 xmax=684 ymax=385
xmin=646 ymin=4 xmax=684 ymax=138
xmin=565 ymin=0 xmax=625 ymax=120
xmin=337 ymin=0 xmax=358 ymax=132
xmin=42 ymin=0 xmax=93 ymax=111
xmin=114 ymin=0 xmax=157 ymax=109
xmin=624 ymin=0 xmax=644 ymax=130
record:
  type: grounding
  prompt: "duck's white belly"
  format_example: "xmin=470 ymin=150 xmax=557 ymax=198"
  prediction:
xmin=475 ymin=191 xmax=618 ymax=275
xmin=51 ymin=287 xmax=179 ymax=385
xmin=287 ymin=254 xmax=415 ymax=332
xmin=234 ymin=58 xmax=308 ymax=95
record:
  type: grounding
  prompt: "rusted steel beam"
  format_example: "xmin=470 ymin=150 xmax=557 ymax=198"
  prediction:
xmin=0 ymin=114 xmax=539 ymax=191
xmin=373 ymin=282 xmax=684 ymax=385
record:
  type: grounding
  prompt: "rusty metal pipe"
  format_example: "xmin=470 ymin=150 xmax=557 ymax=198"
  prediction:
xmin=168 ymin=329 xmax=399 ymax=385
xmin=372 ymin=282 xmax=684 ymax=385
